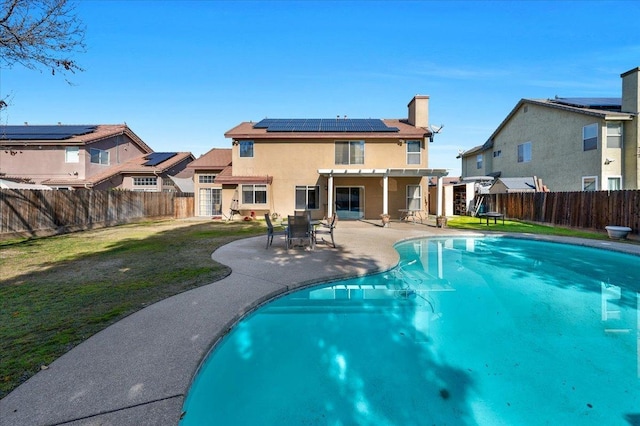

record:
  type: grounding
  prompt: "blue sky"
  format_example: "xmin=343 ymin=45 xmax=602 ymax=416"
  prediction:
xmin=1 ymin=0 xmax=638 ymax=176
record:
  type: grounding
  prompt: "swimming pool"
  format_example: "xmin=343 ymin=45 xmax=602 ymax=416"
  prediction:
xmin=180 ymin=237 xmax=640 ymax=425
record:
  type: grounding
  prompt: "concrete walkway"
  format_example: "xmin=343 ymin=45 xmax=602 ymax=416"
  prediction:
xmin=1 ymin=221 xmax=638 ymax=426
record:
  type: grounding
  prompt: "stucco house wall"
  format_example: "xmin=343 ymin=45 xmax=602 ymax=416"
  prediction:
xmin=491 ymin=103 xmax=613 ymax=191
xmin=231 ymin=138 xmax=430 ymax=219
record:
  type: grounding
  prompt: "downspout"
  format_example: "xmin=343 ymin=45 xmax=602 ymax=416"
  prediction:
xmin=382 ymin=172 xmax=389 ymax=215
xmin=327 ymin=174 xmax=334 ymax=218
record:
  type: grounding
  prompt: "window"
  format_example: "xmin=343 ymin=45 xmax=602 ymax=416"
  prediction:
xmin=607 ymin=177 xmax=621 ymax=190
xmin=406 ymin=185 xmax=421 ymax=210
xmin=406 ymin=140 xmax=421 ymax=165
xmin=295 ymin=185 xmax=320 ymax=210
xmin=199 ymin=174 xmax=217 ymax=184
xmin=476 ymin=154 xmax=483 ymax=169
xmin=162 ymin=177 xmax=173 ymax=186
xmin=199 ymin=188 xmax=222 ymax=216
xmin=65 ymin=147 xmax=79 ymax=163
xmin=242 ymin=184 xmax=267 ymax=204
xmin=133 ymin=177 xmax=157 ymax=186
xmin=493 ymin=150 xmax=502 ymax=158
xmin=606 ymin=122 xmax=622 ymax=148
xmin=239 ymin=140 xmax=254 ymax=158
xmin=335 ymin=140 xmax=364 ymax=165
xmin=517 ymin=142 xmax=531 ymax=163
xmin=90 ymin=148 xmax=109 ymax=165
xmin=582 ymin=176 xmax=598 ymax=191
xmin=583 ymin=123 xmax=598 ymax=151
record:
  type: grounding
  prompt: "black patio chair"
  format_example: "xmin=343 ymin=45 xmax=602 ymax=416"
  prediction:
xmin=286 ymin=214 xmax=313 ymax=250
xmin=265 ymin=214 xmax=286 ymax=249
xmin=314 ymin=213 xmax=338 ymax=248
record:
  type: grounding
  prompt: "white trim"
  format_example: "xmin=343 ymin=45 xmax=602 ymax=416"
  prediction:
xmin=318 ymin=168 xmax=448 ymax=177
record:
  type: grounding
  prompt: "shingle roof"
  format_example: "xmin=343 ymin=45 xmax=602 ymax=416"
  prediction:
xmin=213 ymin=165 xmax=272 ymax=185
xmin=0 ymin=124 xmax=153 ymax=153
xmin=459 ymin=97 xmax=636 ymax=158
xmin=187 ymin=148 xmax=232 ymax=169
xmin=43 ymin=152 xmax=194 ymax=187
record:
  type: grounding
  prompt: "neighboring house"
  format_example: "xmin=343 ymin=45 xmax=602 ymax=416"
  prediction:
xmin=458 ymin=67 xmax=640 ymax=191
xmin=0 ymin=124 xmax=193 ymax=190
xmin=188 ymin=148 xmax=232 ymax=216
xmin=219 ymin=96 xmax=448 ymax=221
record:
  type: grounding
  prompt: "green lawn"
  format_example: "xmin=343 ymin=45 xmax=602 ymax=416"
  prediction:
xmin=0 ymin=219 xmax=264 ymax=398
xmin=446 ymin=215 xmax=615 ymax=240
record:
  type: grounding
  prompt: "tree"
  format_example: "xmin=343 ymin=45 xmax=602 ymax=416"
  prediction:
xmin=0 ymin=0 xmax=86 ymax=76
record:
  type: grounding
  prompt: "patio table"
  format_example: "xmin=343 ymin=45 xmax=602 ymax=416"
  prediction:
xmin=478 ymin=211 xmax=505 ymax=225
xmin=398 ymin=209 xmax=423 ymax=224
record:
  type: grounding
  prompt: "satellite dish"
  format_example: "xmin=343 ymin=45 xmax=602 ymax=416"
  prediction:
xmin=428 ymin=124 xmax=444 ymax=142
xmin=429 ymin=124 xmax=444 ymax=134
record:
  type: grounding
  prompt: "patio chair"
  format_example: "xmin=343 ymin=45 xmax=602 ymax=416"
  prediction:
xmin=265 ymin=214 xmax=286 ymax=249
xmin=286 ymin=215 xmax=314 ymax=250
xmin=314 ymin=213 xmax=338 ymax=248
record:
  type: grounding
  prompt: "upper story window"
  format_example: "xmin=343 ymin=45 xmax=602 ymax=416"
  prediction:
xmin=198 ymin=174 xmax=217 ymax=184
xmin=90 ymin=148 xmax=109 ymax=165
xmin=239 ymin=140 xmax=254 ymax=158
xmin=133 ymin=177 xmax=157 ymax=186
xmin=493 ymin=150 xmax=502 ymax=158
xmin=606 ymin=122 xmax=622 ymax=148
xmin=242 ymin=184 xmax=267 ymax=204
xmin=583 ymin=123 xmax=598 ymax=151
xmin=65 ymin=147 xmax=79 ymax=163
xmin=335 ymin=140 xmax=364 ymax=165
xmin=295 ymin=185 xmax=320 ymax=210
xmin=476 ymin=154 xmax=483 ymax=169
xmin=517 ymin=142 xmax=531 ymax=163
xmin=406 ymin=140 xmax=421 ymax=165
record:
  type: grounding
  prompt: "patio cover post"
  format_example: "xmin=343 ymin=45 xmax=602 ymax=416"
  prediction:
xmin=436 ymin=176 xmax=444 ymax=217
xmin=327 ymin=174 xmax=334 ymax=218
xmin=382 ymin=174 xmax=389 ymax=215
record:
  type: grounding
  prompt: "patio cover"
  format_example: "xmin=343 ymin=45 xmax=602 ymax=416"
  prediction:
xmin=318 ymin=168 xmax=449 ymax=217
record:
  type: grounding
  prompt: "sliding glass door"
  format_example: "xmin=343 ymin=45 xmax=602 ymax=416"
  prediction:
xmin=335 ymin=187 xmax=364 ymax=219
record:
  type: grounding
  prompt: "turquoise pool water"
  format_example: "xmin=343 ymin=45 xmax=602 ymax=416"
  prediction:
xmin=180 ymin=237 xmax=640 ymax=425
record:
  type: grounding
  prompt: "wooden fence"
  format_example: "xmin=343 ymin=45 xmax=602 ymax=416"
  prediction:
xmin=486 ymin=190 xmax=640 ymax=235
xmin=0 ymin=189 xmax=194 ymax=238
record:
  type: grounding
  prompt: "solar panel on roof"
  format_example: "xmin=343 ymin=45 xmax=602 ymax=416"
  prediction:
xmin=143 ymin=152 xmax=178 ymax=166
xmin=552 ymin=97 xmax=622 ymax=110
xmin=252 ymin=118 xmax=398 ymax=133
xmin=0 ymin=125 xmax=97 ymax=140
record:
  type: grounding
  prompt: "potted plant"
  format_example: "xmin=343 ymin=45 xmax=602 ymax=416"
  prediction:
xmin=380 ymin=214 xmax=391 ymax=227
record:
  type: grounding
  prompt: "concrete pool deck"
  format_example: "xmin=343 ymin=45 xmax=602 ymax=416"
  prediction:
xmin=1 ymin=220 xmax=639 ymax=426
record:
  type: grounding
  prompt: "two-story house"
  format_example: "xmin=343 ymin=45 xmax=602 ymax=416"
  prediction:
xmin=0 ymin=124 xmax=193 ymax=191
xmin=459 ymin=67 xmax=639 ymax=191
xmin=207 ymin=96 xmax=448 ymax=221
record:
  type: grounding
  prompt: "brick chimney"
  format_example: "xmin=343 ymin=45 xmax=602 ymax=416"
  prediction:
xmin=407 ymin=95 xmax=429 ymax=128
xmin=621 ymin=67 xmax=639 ymax=114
